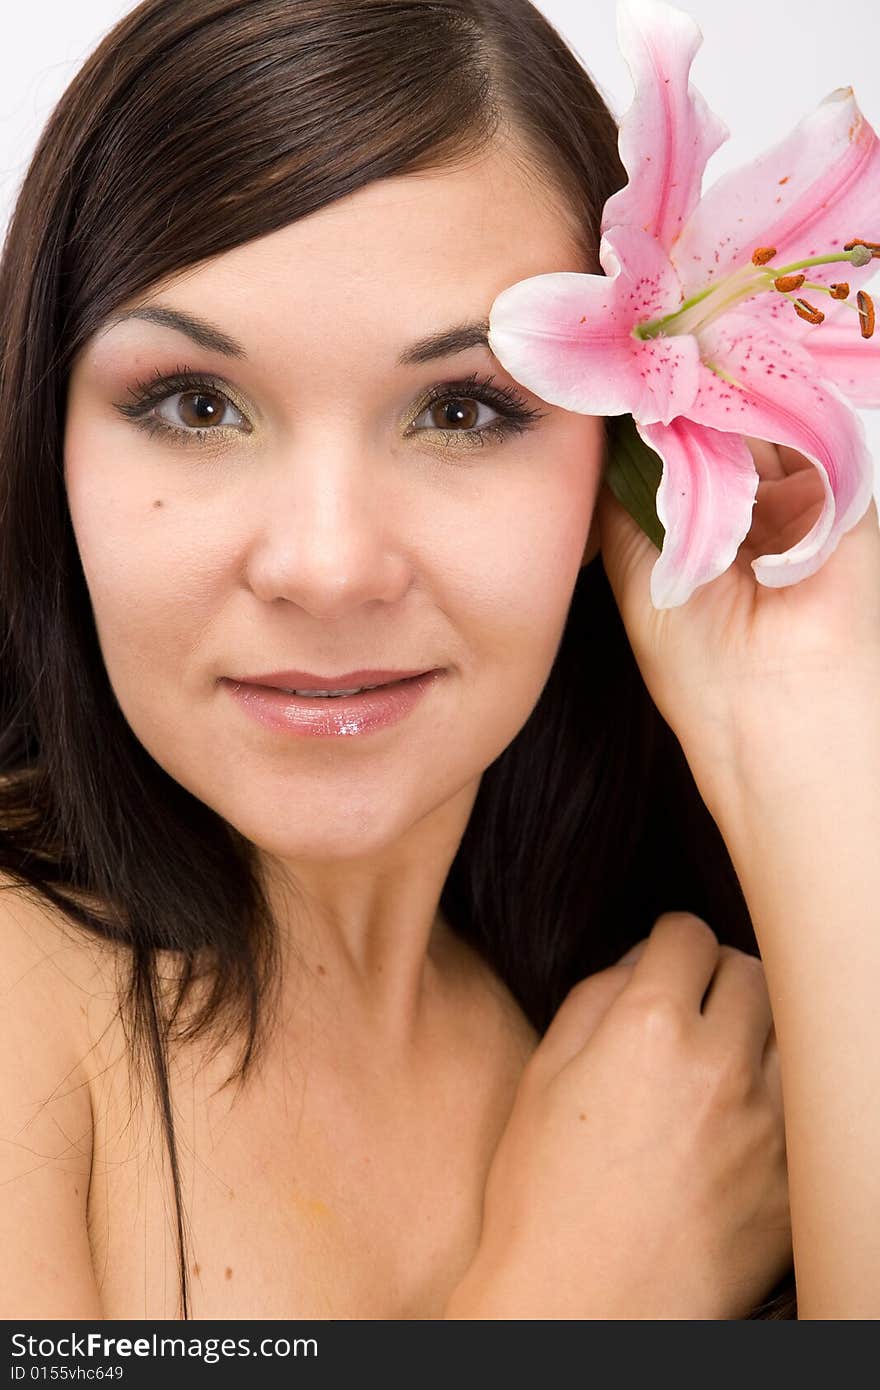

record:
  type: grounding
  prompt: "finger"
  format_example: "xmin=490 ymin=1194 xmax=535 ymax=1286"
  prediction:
xmin=532 ymin=958 xmax=639 ymax=1077
xmin=701 ymin=946 xmax=774 ymax=1064
xmin=744 ymin=435 xmax=787 ymax=482
xmin=775 ymin=443 xmax=817 ymax=476
xmin=738 ymin=466 xmax=825 ymax=566
xmin=594 ymin=481 xmax=659 ymax=615
xmin=744 ymin=435 xmax=815 ymax=481
xmin=619 ymin=938 xmax=648 ymax=965
xmin=623 ymin=912 xmax=720 ymax=1015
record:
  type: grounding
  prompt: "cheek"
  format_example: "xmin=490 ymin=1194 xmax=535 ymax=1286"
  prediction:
xmin=63 ymin=428 xmax=222 ymax=705
xmin=456 ymin=420 xmax=602 ymax=714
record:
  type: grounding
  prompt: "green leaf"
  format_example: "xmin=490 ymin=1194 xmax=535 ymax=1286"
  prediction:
xmin=605 ymin=415 xmax=666 ymax=551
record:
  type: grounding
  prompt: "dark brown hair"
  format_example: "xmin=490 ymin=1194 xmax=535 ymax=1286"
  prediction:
xmin=0 ymin=0 xmax=795 ymax=1318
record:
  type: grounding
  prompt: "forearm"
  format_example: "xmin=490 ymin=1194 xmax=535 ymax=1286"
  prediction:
xmin=704 ymin=686 xmax=880 ymax=1318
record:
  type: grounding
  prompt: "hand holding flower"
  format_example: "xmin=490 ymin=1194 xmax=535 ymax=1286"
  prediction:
xmin=486 ymin=0 xmax=880 ymax=802
xmin=594 ymin=436 xmax=880 ymax=804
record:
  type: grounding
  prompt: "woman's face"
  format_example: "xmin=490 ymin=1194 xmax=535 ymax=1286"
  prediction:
xmin=64 ymin=144 xmax=605 ymax=863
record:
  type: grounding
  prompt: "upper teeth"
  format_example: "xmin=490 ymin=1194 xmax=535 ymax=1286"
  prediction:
xmin=279 ymin=684 xmax=383 ymax=697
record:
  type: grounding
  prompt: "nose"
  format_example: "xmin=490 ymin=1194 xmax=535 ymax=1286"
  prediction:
xmin=243 ymin=441 xmax=413 ymax=617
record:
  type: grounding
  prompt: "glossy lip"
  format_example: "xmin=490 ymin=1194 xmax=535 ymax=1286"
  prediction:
xmin=227 ymin=667 xmax=433 ymax=692
xmin=221 ymin=669 xmax=443 ymax=738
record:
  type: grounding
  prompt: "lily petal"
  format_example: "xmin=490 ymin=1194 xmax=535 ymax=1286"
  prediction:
xmin=601 ymin=0 xmax=729 ymax=253
xmin=799 ymin=313 xmax=880 ymax=408
xmin=637 ymin=416 xmax=759 ymax=608
xmin=487 ymin=225 xmax=700 ymax=425
xmin=672 ymin=86 xmax=880 ymax=302
xmin=687 ymin=312 xmax=875 ymax=587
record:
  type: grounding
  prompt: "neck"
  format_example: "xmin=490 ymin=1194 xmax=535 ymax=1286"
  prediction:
xmin=256 ymin=776 xmax=482 ymax=1048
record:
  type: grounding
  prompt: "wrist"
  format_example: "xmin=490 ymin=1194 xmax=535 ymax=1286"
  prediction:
xmin=682 ymin=667 xmax=880 ymax=838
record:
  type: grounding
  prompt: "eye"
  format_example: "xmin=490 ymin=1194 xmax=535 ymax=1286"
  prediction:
xmin=407 ymin=372 xmax=547 ymax=449
xmin=413 ymin=394 xmax=507 ymax=437
xmin=114 ymin=365 xmax=251 ymax=446
xmin=153 ymin=387 xmax=245 ymax=434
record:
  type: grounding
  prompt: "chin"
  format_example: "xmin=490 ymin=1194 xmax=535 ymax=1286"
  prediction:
xmin=221 ymin=805 xmax=409 ymax=864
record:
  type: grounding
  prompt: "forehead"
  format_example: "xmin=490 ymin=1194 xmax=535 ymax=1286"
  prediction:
xmin=88 ymin=145 xmax=590 ymax=373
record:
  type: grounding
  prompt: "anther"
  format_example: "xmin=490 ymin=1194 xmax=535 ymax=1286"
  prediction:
xmin=751 ymin=246 xmax=777 ymax=266
xmin=844 ymin=239 xmax=880 ymax=257
xmin=793 ymin=298 xmax=825 ymax=325
xmin=857 ymin=290 xmax=875 ymax=339
xmin=829 ymin=283 xmax=850 ymax=299
xmin=773 ymin=273 xmax=805 ymax=292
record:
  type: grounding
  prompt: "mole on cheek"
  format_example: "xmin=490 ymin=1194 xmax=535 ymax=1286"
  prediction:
xmin=152 ymin=499 xmax=164 ymax=508
xmin=224 ymin=1266 xmax=233 ymax=1280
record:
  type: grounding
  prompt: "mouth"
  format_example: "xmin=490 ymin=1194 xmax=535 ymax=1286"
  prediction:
xmin=225 ymin=666 xmax=438 ymax=697
xmin=221 ymin=669 xmax=444 ymax=737
xmin=246 ymin=675 xmax=427 ymax=700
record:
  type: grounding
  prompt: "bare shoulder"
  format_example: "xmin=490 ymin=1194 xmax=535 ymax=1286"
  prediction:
xmin=0 ymin=869 xmax=123 ymax=1317
xmin=0 ymin=870 xmax=127 ymax=1048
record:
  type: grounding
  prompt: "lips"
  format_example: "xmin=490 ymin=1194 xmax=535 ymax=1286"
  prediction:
xmin=223 ymin=668 xmax=442 ymax=737
xmin=227 ymin=667 xmax=433 ymax=692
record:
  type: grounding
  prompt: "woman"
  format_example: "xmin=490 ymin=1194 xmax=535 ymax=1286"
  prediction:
xmin=1 ymin=0 xmax=873 ymax=1321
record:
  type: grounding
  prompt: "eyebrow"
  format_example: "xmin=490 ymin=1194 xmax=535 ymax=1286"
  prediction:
xmin=100 ymin=306 xmax=492 ymax=366
xmin=397 ymin=321 xmax=491 ymax=366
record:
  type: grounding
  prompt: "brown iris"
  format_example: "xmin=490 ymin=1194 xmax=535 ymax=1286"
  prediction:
xmin=176 ymin=391 xmax=225 ymax=428
xmin=429 ymin=397 xmax=480 ymax=430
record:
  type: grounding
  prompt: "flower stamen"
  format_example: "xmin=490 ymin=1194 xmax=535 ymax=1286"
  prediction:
xmin=792 ymin=298 xmax=825 ymax=325
xmin=843 ymin=239 xmax=880 ymax=258
xmin=773 ymin=273 xmax=805 ymax=292
xmin=637 ymin=239 xmax=876 ymax=341
xmin=857 ymin=290 xmax=875 ymax=338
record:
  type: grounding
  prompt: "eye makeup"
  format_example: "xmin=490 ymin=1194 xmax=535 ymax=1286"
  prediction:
xmin=112 ymin=363 xmax=549 ymax=451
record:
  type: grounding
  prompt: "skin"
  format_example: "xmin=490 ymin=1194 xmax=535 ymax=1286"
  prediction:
xmin=53 ymin=140 xmax=801 ymax=1322
xmin=596 ymin=429 xmax=880 ymax=1315
xmin=63 ymin=138 xmax=604 ymax=1051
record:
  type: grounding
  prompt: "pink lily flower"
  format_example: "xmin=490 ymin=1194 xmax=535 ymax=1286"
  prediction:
xmin=487 ymin=0 xmax=880 ymax=607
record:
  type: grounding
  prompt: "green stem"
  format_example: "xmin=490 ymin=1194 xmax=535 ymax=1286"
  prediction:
xmin=801 ymin=280 xmax=860 ymax=310
xmin=772 ymin=250 xmax=863 ymax=275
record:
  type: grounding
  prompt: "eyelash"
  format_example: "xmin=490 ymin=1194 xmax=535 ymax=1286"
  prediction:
xmin=113 ymin=363 xmax=547 ymax=452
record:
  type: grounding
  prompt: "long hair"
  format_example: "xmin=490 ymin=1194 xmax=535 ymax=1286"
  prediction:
xmin=0 ymin=0 xmax=796 ymax=1319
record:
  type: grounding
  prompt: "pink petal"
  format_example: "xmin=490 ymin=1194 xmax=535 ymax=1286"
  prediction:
xmin=801 ymin=312 xmax=880 ymax=407
xmin=672 ymin=87 xmax=880 ymax=302
xmin=487 ymin=225 xmax=700 ymax=425
xmin=601 ymin=0 xmax=729 ymax=253
xmin=638 ymin=417 xmax=759 ymax=607
xmin=687 ymin=312 xmax=875 ymax=587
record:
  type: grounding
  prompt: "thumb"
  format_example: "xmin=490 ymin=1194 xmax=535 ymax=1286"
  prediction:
xmin=594 ymin=478 xmax=660 ymax=615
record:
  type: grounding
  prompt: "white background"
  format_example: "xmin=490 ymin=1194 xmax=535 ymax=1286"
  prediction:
xmin=2 ymin=0 xmax=878 ymax=477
